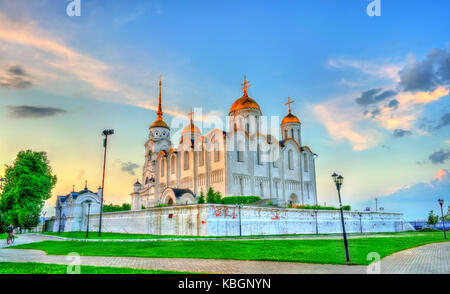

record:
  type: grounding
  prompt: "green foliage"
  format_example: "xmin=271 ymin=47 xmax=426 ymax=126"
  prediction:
xmin=14 ymin=232 xmax=448 ymax=266
xmin=0 ymin=150 xmax=57 ymax=229
xmin=0 ymin=262 xmax=188 ymax=274
xmin=197 ymin=191 xmax=206 ymax=204
xmin=418 ymin=228 xmax=441 ymax=232
xmin=205 ymin=187 xmax=222 ymax=204
xmin=267 ymin=201 xmax=273 ymax=206
xmin=427 ymin=210 xmax=439 ymax=225
xmin=221 ymin=196 xmax=261 ymax=205
xmin=103 ymin=203 xmax=131 ymax=212
xmin=294 ymin=205 xmax=351 ymax=211
xmin=154 ymin=204 xmax=168 ymax=208
xmin=141 ymin=205 xmax=146 ymax=210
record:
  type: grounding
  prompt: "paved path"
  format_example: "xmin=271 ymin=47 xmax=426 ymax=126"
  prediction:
xmin=0 ymin=235 xmax=448 ymax=274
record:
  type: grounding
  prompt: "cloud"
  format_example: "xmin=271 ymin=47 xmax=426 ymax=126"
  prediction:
xmin=387 ymin=99 xmax=399 ymax=110
xmin=357 ymin=169 xmax=450 ymax=219
xmin=0 ymin=65 xmax=32 ymax=89
xmin=6 ymin=105 xmax=67 ymax=118
xmin=356 ymin=88 xmax=396 ymax=106
xmin=327 ymin=57 xmax=402 ymax=81
xmin=429 ymin=149 xmax=450 ymax=164
xmin=399 ymin=48 xmax=450 ymax=92
xmin=313 ymin=98 xmax=383 ymax=151
xmin=434 ymin=112 xmax=450 ymax=130
xmin=120 ymin=162 xmax=140 ymax=176
xmin=393 ymin=129 xmax=412 ymax=137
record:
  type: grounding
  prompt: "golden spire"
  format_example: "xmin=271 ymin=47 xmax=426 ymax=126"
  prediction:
xmin=188 ymin=107 xmax=194 ymax=137
xmin=241 ymin=75 xmax=251 ymax=97
xmin=150 ymin=75 xmax=169 ymax=129
xmin=284 ymin=97 xmax=295 ymax=114
xmin=157 ymin=75 xmax=163 ymax=119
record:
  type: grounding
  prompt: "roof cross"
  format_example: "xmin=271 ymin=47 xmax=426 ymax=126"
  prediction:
xmin=241 ymin=75 xmax=251 ymax=96
xmin=284 ymin=97 xmax=295 ymax=114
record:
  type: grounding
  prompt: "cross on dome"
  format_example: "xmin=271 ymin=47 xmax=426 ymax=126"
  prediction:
xmin=284 ymin=97 xmax=295 ymax=114
xmin=241 ymin=75 xmax=251 ymax=97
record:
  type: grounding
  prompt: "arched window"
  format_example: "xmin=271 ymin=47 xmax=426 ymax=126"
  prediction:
xmin=199 ymin=146 xmax=205 ymax=166
xmin=184 ymin=151 xmax=189 ymax=170
xmin=237 ymin=142 xmax=244 ymax=162
xmin=284 ymin=129 xmax=288 ymax=139
xmin=288 ymin=150 xmax=294 ymax=170
xmin=257 ymin=144 xmax=262 ymax=165
xmin=291 ymin=129 xmax=294 ymax=138
xmin=148 ymin=151 xmax=152 ymax=161
xmin=171 ymin=156 xmax=175 ymax=174
xmin=161 ymin=159 xmax=165 ymax=177
xmin=303 ymin=153 xmax=309 ymax=172
xmin=214 ymin=141 xmax=220 ymax=162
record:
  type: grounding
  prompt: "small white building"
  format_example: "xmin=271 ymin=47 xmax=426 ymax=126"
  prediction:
xmin=54 ymin=184 xmax=101 ymax=232
xmin=131 ymin=77 xmax=318 ymax=209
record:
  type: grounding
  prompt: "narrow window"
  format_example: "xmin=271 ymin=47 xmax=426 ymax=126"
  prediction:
xmin=171 ymin=156 xmax=175 ymax=174
xmin=161 ymin=160 xmax=165 ymax=177
xmin=184 ymin=151 xmax=189 ymax=170
xmin=303 ymin=153 xmax=309 ymax=172
xmin=214 ymin=141 xmax=220 ymax=162
xmin=288 ymin=150 xmax=293 ymax=170
xmin=257 ymin=144 xmax=262 ymax=165
xmin=291 ymin=129 xmax=294 ymax=138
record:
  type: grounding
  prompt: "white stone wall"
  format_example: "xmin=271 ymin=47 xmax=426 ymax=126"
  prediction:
xmin=55 ymin=204 xmax=413 ymax=236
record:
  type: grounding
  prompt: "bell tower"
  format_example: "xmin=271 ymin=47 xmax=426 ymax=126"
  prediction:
xmin=143 ymin=76 xmax=171 ymax=185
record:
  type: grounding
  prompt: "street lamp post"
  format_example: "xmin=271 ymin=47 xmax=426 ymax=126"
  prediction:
xmin=438 ymin=199 xmax=447 ymax=240
xmin=85 ymin=201 xmax=92 ymax=239
xmin=58 ymin=201 xmax=62 ymax=235
xmin=98 ymin=129 xmax=114 ymax=237
xmin=314 ymin=209 xmax=319 ymax=234
xmin=332 ymin=172 xmax=350 ymax=262
xmin=358 ymin=212 xmax=363 ymax=234
xmin=238 ymin=204 xmax=242 ymax=237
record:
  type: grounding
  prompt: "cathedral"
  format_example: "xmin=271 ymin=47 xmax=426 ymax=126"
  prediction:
xmin=130 ymin=77 xmax=318 ymax=210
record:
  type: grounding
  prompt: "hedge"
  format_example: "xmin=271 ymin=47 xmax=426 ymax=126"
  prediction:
xmin=221 ymin=196 xmax=261 ymax=205
xmin=292 ymin=204 xmax=351 ymax=211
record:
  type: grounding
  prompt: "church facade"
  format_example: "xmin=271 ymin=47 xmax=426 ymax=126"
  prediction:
xmin=130 ymin=77 xmax=318 ymax=210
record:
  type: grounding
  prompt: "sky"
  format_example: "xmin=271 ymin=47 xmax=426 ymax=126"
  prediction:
xmin=0 ymin=0 xmax=449 ymax=220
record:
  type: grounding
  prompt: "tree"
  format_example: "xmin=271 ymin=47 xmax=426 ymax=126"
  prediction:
xmin=0 ymin=150 xmax=57 ymax=229
xmin=197 ymin=191 xmax=205 ymax=204
xmin=206 ymin=187 xmax=216 ymax=203
xmin=427 ymin=210 xmax=439 ymax=226
xmin=214 ymin=191 xmax=222 ymax=204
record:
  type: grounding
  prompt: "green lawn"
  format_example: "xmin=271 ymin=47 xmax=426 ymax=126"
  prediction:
xmin=0 ymin=262 xmax=188 ymax=274
xmin=11 ymin=232 xmax=448 ymax=265
xmin=41 ymin=231 xmax=408 ymax=240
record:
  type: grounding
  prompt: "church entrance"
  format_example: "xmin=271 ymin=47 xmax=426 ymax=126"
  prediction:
xmin=289 ymin=193 xmax=298 ymax=205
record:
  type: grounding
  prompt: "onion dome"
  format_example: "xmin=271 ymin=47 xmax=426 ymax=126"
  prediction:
xmin=281 ymin=97 xmax=300 ymax=124
xmin=229 ymin=76 xmax=261 ymax=114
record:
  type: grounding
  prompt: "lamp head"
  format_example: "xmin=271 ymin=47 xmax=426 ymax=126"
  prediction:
xmin=438 ymin=199 xmax=444 ymax=206
xmin=102 ymin=129 xmax=115 ymax=136
xmin=337 ymin=175 xmax=344 ymax=185
xmin=331 ymin=172 xmax=338 ymax=182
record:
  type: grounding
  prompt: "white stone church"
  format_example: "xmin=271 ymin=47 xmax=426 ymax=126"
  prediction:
xmin=130 ymin=77 xmax=318 ymax=210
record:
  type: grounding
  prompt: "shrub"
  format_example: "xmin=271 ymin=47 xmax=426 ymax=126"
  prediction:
xmin=103 ymin=203 xmax=132 ymax=212
xmin=206 ymin=188 xmax=216 ymax=203
xmin=267 ymin=201 xmax=273 ymax=206
xmin=141 ymin=205 xmax=146 ymax=210
xmin=154 ymin=204 xmax=168 ymax=208
xmin=197 ymin=191 xmax=205 ymax=204
xmin=294 ymin=204 xmax=351 ymax=211
xmin=418 ymin=228 xmax=441 ymax=232
xmin=221 ymin=196 xmax=261 ymax=205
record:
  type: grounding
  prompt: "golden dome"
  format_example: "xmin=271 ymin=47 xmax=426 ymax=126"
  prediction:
xmin=151 ymin=117 xmax=169 ymax=129
xmin=281 ymin=113 xmax=300 ymax=124
xmin=182 ymin=123 xmax=201 ymax=134
xmin=229 ymin=96 xmax=261 ymax=114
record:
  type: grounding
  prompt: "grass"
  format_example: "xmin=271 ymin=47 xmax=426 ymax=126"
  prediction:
xmin=0 ymin=262 xmax=188 ymax=274
xmin=11 ymin=232 xmax=448 ymax=265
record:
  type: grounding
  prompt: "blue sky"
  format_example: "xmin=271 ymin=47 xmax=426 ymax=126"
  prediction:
xmin=0 ymin=0 xmax=449 ymax=219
